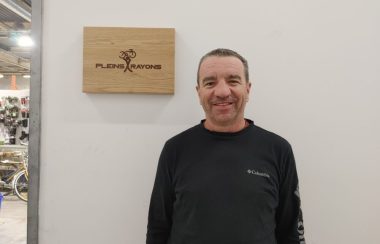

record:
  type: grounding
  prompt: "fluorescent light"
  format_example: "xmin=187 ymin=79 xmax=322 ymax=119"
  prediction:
xmin=23 ymin=74 xmax=31 ymax=78
xmin=17 ymin=35 xmax=34 ymax=47
xmin=0 ymin=74 xmax=3 ymax=78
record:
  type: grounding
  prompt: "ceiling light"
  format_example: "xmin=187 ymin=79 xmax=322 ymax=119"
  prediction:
xmin=17 ymin=35 xmax=34 ymax=47
xmin=23 ymin=74 xmax=31 ymax=78
xmin=0 ymin=74 xmax=3 ymax=78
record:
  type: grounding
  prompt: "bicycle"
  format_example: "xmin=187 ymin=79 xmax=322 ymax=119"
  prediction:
xmin=0 ymin=151 xmax=28 ymax=202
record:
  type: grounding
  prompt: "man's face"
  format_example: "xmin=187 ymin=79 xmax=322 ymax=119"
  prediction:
xmin=197 ymin=56 xmax=251 ymax=128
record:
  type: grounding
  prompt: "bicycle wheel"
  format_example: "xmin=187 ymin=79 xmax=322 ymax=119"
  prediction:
xmin=13 ymin=170 xmax=28 ymax=202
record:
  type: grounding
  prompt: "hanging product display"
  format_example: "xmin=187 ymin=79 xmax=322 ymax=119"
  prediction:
xmin=0 ymin=96 xmax=29 ymax=145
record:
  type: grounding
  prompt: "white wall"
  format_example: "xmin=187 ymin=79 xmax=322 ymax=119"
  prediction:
xmin=41 ymin=1 xmax=380 ymax=243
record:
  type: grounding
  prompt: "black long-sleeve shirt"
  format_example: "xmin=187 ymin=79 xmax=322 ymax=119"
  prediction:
xmin=147 ymin=120 xmax=306 ymax=244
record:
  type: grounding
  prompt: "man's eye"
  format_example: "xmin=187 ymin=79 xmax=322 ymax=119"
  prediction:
xmin=229 ymin=80 xmax=239 ymax=85
xmin=204 ymin=82 xmax=214 ymax=87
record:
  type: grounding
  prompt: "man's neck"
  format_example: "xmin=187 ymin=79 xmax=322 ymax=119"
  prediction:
xmin=203 ymin=119 xmax=248 ymax=133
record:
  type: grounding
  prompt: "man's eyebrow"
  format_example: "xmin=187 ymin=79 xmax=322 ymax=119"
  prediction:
xmin=201 ymin=74 xmax=242 ymax=84
xmin=227 ymin=74 xmax=242 ymax=80
xmin=201 ymin=76 xmax=216 ymax=84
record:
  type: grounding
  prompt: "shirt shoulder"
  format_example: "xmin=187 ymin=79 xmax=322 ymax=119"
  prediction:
xmin=252 ymin=124 xmax=292 ymax=150
xmin=165 ymin=123 xmax=204 ymax=147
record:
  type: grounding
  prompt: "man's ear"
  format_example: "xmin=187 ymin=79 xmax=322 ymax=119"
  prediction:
xmin=246 ymin=82 xmax=252 ymax=102
xmin=246 ymin=82 xmax=252 ymax=93
xmin=196 ymin=85 xmax=202 ymax=104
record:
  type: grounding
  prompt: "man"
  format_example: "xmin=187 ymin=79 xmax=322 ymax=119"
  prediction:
xmin=147 ymin=48 xmax=306 ymax=244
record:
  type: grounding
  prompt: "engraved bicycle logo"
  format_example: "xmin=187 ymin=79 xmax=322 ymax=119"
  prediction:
xmin=119 ymin=49 xmax=137 ymax=72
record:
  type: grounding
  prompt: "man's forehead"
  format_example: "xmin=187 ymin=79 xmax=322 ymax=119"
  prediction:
xmin=199 ymin=56 xmax=245 ymax=77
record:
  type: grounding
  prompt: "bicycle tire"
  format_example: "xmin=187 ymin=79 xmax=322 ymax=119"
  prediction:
xmin=127 ymin=49 xmax=136 ymax=58
xmin=13 ymin=170 xmax=28 ymax=202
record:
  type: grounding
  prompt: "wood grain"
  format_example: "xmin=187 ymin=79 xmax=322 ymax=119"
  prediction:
xmin=83 ymin=27 xmax=175 ymax=94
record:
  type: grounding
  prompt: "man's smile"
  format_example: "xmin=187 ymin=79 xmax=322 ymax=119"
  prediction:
xmin=213 ymin=102 xmax=233 ymax=106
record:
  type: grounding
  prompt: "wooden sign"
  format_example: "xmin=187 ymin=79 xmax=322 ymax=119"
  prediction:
xmin=83 ymin=27 xmax=175 ymax=94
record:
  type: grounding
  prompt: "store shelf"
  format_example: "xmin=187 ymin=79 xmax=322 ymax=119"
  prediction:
xmin=0 ymin=145 xmax=27 ymax=150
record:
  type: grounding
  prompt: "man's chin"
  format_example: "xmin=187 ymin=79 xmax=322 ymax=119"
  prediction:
xmin=210 ymin=115 xmax=236 ymax=126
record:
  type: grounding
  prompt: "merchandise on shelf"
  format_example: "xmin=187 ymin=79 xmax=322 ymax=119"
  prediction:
xmin=0 ymin=96 xmax=29 ymax=146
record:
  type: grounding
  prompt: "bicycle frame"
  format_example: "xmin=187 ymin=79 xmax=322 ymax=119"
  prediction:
xmin=0 ymin=152 xmax=28 ymax=201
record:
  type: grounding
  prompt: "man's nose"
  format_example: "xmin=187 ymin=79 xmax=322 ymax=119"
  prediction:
xmin=214 ymin=81 xmax=231 ymax=97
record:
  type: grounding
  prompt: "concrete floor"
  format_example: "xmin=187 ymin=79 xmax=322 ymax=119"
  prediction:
xmin=0 ymin=195 xmax=27 ymax=244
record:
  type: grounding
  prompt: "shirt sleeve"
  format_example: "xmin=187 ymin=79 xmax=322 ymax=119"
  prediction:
xmin=275 ymin=145 xmax=306 ymax=244
xmin=146 ymin=142 xmax=175 ymax=244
